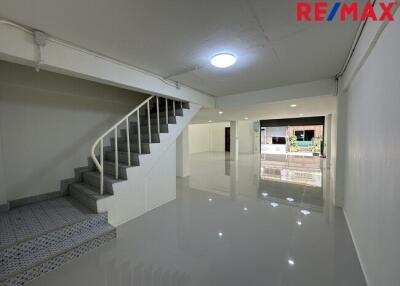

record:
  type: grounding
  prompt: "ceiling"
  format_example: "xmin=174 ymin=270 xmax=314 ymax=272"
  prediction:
xmin=191 ymin=95 xmax=336 ymax=124
xmin=0 ymin=0 xmax=362 ymax=96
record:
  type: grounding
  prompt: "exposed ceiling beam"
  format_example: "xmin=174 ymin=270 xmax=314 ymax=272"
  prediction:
xmin=216 ymin=78 xmax=336 ymax=110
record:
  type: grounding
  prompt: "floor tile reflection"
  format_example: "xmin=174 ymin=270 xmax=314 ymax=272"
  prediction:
xmin=260 ymin=154 xmax=322 ymax=187
xmin=28 ymin=152 xmax=366 ymax=286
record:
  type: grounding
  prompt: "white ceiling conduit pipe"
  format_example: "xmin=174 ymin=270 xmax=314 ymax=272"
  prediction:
xmin=0 ymin=18 xmax=180 ymax=89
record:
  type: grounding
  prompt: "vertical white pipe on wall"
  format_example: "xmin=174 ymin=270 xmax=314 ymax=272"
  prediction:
xmin=324 ymin=114 xmax=332 ymax=167
xmin=334 ymin=82 xmax=347 ymax=208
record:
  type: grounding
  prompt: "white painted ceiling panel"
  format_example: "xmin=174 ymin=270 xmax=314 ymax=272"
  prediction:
xmin=0 ymin=0 xmax=364 ymax=96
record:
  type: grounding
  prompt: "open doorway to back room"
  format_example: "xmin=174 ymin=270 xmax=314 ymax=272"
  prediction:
xmin=259 ymin=117 xmax=325 ymax=189
xmin=225 ymin=127 xmax=230 ymax=152
xmin=260 ymin=117 xmax=325 ymax=157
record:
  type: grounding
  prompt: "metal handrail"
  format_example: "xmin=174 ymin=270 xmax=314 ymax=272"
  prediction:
xmin=91 ymin=95 xmax=156 ymax=194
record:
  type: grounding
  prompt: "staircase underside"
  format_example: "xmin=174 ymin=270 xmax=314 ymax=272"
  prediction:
xmin=0 ymin=196 xmax=115 ymax=285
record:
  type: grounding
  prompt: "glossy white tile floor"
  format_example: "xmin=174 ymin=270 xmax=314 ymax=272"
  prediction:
xmin=30 ymin=152 xmax=366 ymax=286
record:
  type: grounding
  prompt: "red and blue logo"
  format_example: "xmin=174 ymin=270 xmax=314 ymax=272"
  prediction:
xmin=297 ymin=1 xmax=397 ymax=22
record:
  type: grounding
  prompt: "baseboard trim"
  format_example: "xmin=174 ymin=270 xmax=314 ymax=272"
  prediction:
xmin=9 ymin=191 xmax=65 ymax=208
xmin=343 ymin=209 xmax=370 ymax=286
xmin=0 ymin=202 xmax=10 ymax=212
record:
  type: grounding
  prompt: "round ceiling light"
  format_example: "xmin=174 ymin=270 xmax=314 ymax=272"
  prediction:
xmin=211 ymin=53 xmax=236 ymax=68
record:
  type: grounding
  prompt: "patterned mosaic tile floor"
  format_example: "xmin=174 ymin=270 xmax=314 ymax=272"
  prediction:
xmin=0 ymin=197 xmax=116 ymax=285
xmin=0 ymin=197 xmax=90 ymax=249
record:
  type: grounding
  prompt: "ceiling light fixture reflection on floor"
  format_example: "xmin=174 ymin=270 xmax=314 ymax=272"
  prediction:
xmin=270 ymin=202 xmax=279 ymax=207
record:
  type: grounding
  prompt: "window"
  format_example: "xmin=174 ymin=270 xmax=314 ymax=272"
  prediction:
xmin=294 ymin=130 xmax=314 ymax=141
xmin=304 ymin=130 xmax=315 ymax=141
xmin=272 ymin=137 xmax=286 ymax=144
xmin=295 ymin=131 xmax=304 ymax=141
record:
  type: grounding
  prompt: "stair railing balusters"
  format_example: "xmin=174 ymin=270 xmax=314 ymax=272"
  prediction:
xmin=173 ymin=100 xmax=175 ymax=116
xmin=156 ymin=96 xmax=160 ymax=134
xmin=114 ymin=128 xmax=118 ymax=179
xmin=166 ymin=98 xmax=168 ymax=124
xmin=100 ymin=139 xmax=104 ymax=195
xmin=147 ymin=101 xmax=151 ymax=144
xmin=126 ymin=118 xmax=131 ymax=166
xmin=91 ymin=95 xmax=189 ymax=194
xmin=137 ymin=109 xmax=141 ymax=154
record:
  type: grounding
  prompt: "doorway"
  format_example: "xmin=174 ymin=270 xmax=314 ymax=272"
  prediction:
xmin=225 ymin=127 xmax=230 ymax=152
xmin=260 ymin=117 xmax=325 ymax=156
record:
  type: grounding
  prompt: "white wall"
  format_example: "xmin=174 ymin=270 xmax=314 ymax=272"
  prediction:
xmin=210 ymin=122 xmax=230 ymax=152
xmin=238 ymin=121 xmax=254 ymax=153
xmin=337 ymin=13 xmax=400 ymax=286
xmin=189 ymin=121 xmax=254 ymax=154
xmin=188 ymin=124 xmax=210 ymax=154
xmin=145 ymin=142 xmax=177 ymax=212
xmin=0 ymin=60 xmax=148 ymax=202
xmin=216 ymin=79 xmax=335 ymax=109
xmin=176 ymin=127 xmax=190 ymax=177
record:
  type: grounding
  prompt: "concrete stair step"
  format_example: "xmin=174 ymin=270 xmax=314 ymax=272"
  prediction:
xmin=156 ymin=109 xmax=183 ymax=117
xmin=127 ymin=123 xmax=168 ymax=134
xmin=120 ymin=128 xmax=165 ymax=139
xmin=182 ymin=102 xmax=190 ymax=109
xmin=110 ymin=141 xmax=150 ymax=154
xmin=151 ymin=99 xmax=188 ymax=110
xmin=82 ymin=171 xmax=120 ymax=194
xmin=105 ymin=150 xmax=140 ymax=165
xmin=102 ymin=160 xmax=130 ymax=179
xmin=0 ymin=211 xmax=115 ymax=284
xmin=111 ymin=132 xmax=160 ymax=144
xmin=128 ymin=133 xmax=160 ymax=143
xmin=136 ymin=113 xmax=171 ymax=123
xmin=69 ymin=183 xmax=110 ymax=212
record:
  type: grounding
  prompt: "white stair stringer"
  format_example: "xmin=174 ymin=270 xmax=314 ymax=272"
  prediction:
xmin=97 ymin=103 xmax=200 ymax=226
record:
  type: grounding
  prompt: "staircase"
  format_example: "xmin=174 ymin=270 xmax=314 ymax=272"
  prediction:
xmin=68 ymin=96 xmax=197 ymax=225
xmin=0 ymin=96 xmax=197 ymax=285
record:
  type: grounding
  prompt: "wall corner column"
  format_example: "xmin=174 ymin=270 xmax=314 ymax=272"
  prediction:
xmin=230 ymin=121 xmax=239 ymax=161
xmin=176 ymin=127 xmax=190 ymax=177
